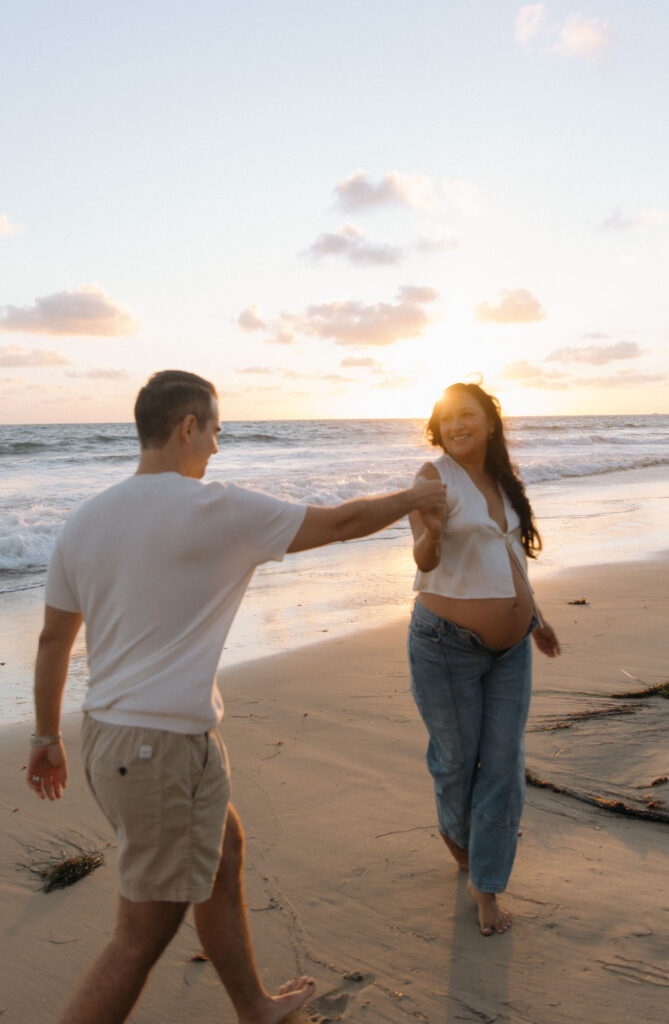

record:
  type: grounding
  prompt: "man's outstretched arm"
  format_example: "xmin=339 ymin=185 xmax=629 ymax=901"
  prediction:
xmin=287 ymin=477 xmax=446 ymax=553
xmin=27 ymin=605 xmax=82 ymax=801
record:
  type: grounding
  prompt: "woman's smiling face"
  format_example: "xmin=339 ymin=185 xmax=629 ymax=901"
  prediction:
xmin=438 ymin=392 xmax=492 ymax=465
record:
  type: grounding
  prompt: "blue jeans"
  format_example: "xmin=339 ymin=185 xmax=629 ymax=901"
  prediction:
xmin=408 ymin=600 xmax=534 ymax=893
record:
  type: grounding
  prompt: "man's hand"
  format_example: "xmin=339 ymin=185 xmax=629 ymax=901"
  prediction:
xmin=533 ymin=622 xmax=561 ymax=658
xmin=27 ymin=740 xmax=68 ymax=801
xmin=410 ymin=477 xmax=447 ymax=516
xmin=29 ymin=604 xmax=80 ymax=803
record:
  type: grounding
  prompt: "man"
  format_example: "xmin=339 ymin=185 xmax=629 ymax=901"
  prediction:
xmin=27 ymin=370 xmax=445 ymax=1024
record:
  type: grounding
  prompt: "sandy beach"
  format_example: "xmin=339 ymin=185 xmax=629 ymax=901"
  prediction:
xmin=2 ymin=558 xmax=667 ymax=1024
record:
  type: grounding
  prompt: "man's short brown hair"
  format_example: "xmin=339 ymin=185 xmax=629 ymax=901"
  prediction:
xmin=134 ymin=370 xmax=218 ymax=449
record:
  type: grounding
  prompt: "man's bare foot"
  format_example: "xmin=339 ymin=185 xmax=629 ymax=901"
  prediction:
xmin=441 ymin=833 xmax=469 ymax=871
xmin=241 ymin=976 xmax=316 ymax=1024
xmin=466 ymin=879 xmax=511 ymax=936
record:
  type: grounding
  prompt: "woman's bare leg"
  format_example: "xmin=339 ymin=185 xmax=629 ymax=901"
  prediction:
xmin=466 ymin=879 xmax=511 ymax=936
xmin=440 ymin=832 xmax=469 ymax=871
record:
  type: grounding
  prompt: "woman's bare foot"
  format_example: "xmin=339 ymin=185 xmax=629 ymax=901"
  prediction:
xmin=466 ymin=879 xmax=511 ymax=936
xmin=240 ymin=975 xmax=316 ymax=1024
xmin=441 ymin=833 xmax=469 ymax=871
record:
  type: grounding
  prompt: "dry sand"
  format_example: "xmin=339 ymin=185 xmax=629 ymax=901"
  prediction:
xmin=1 ymin=559 xmax=668 ymax=1023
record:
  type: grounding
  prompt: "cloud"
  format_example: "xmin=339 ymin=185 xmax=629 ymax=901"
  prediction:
xmin=377 ymin=373 xmax=412 ymax=390
xmin=0 ymin=284 xmax=138 ymax=337
xmin=237 ymin=308 xmax=298 ymax=345
xmin=516 ymin=7 xmax=615 ymax=59
xmin=300 ymin=299 xmax=429 ymax=347
xmin=584 ymin=371 xmax=666 ymax=387
xmin=264 ymin=317 xmax=299 ymax=345
xmin=476 ymin=288 xmax=546 ymax=324
xmin=304 ymin=224 xmax=403 ymax=265
xmin=281 ymin=369 xmax=313 ymax=380
xmin=1 ymin=382 xmax=75 ymax=405
xmin=547 ymin=341 xmax=642 ymax=365
xmin=335 ymin=170 xmax=433 ymax=210
xmin=280 ymin=369 xmax=355 ymax=384
xmin=299 ymin=286 xmax=437 ymax=347
xmin=0 ymin=377 xmax=28 ymax=399
xmin=322 ymin=373 xmax=355 ymax=383
xmin=555 ymin=13 xmax=614 ymax=57
xmin=0 ymin=213 xmax=24 ymax=236
xmin=340 ymin=356 xmax=383 ymax=370
xmin=415 ymin=233 xmax=459 ymax=253
xmin=515 ymin=4 xmax=548 ymax=46
xmin=244 ymin=383 xmax=310 ymax=400
xmin=238 ymin=286 xmax=437 ymax=349
xmin=502 ymin=360 xmax=569 ymax=389
xmin=239 ymin=367 xmax=356 ymax=385
xmin=334 ymin=170 xmax=479 ymax=214
xmin=502 ymin=358 xmax=664 ymax=391
xmin=237 ymin=305 xmax=266 ymax=332
xmin=397 ymin=284 xmax=439 ymax=303
xmin=65 ymin=368 xmax=130 ymax=380
xmin=0 ymin=344 xmax=71 ymax=367
xmin=598 ymin=206 xmax=636 ymax=232
xmin=597 ymin=206 xmax=669 ymax=232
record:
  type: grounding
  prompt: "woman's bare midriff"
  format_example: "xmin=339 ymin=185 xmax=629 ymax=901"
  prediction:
xmin=417 ymin=554 xmax=534 ymax=650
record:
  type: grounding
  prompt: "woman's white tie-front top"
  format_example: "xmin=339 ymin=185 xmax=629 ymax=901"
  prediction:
xmin=413 ymin=453 xmax=536 ymax=605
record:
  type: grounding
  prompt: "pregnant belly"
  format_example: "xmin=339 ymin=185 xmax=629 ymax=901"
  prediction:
xmin=417 ymin=558 xmax=535 ymax=650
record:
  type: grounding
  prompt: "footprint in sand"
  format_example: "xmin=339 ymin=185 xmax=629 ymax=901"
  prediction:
xmin=308 ymin=971 xmax=370 ymax=1022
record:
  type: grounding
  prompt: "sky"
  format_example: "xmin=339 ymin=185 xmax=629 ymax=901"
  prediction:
xmin=1 ymin=0 xmax=668 ymax=423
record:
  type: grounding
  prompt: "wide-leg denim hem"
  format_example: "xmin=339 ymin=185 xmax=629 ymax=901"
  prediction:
xmin=408 ymin=600 xmax=534 ymax=893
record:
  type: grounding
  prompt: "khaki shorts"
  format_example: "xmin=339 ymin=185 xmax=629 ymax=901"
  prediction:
xmin=81 ymin=715 xmax=231 ymax=904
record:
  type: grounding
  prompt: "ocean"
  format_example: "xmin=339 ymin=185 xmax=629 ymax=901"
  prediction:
xmin=2 ymin=415 xmax=669 ymax=723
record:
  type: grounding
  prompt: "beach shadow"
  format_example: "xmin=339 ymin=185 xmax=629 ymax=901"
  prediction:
xmin=443 ymin=870 xmax=513 ymax=1024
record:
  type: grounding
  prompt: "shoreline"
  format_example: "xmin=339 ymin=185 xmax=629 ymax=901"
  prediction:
xmin=3 ymin=456 xmax=669 ymax=727
xmin=2 ymin=556 xmax=668 ymax=1022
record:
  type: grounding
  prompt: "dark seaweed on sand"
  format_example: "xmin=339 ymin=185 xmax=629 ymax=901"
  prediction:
xmin=525 ymin=769 xmax=669 ymax=824
xmin=35 ymin=851 xmax=105 ymax=892
xmin=610 ymin=680 xmax=669 ymax=700
xmin=535 ymin=703 xmax=639 ymax=731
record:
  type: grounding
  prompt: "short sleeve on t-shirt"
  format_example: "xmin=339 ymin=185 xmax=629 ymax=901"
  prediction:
xmin=203 ymin=482 xmax=306 ymax=566
xmin=45 ymin=539 xmax=81 ymax=613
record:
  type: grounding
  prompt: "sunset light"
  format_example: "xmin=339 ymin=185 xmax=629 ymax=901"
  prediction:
xmin=2 ymin=9 xmax=669 ymax=1022
xmin=1 ymin=2 xmax=667 ymax=423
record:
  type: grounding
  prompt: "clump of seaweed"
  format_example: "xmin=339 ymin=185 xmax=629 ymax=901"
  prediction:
xmin=609 ymin=680 xmax=669 ymax=700
xmin=567 ymin=598 xmax=589 ymax=605
xmin=525 ymin=767 xmax=669 ymax=824
xmin=30 ymin=850 xmax=105 ymax=892
xmin=533 ymin=703 xmax=639 ymax=732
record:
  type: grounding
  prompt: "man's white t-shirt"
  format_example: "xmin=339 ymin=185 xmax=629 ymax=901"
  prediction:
xmin=46 ymin=473 xmax=306 ymax=733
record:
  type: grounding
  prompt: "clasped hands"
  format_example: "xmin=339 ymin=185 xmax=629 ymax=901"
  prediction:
xmin=412 ymin=478 xmax=447 ymax=541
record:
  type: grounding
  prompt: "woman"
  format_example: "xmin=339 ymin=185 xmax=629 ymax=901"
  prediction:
xmin=408 ymin=382 xmax=560 ymax=936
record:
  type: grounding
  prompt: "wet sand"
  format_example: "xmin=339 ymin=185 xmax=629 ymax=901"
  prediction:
xmin=1 ymin=558 xmax=667 ymax=1023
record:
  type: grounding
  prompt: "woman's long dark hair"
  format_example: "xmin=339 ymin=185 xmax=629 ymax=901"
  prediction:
xmin=426 ymin=382 xmax=542 ymax=558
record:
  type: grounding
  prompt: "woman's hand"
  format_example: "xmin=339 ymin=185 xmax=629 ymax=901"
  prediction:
xmin=409 ymin=463 xmax=446 ymax=572
xmin=417 ymin=500 xmax=447 ymax=541
xmin=532 ymin=622 xmax=561 ymax=658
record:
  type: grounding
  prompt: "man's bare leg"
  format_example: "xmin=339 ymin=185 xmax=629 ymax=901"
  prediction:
xmin=466 ymin=879 xmax=511 ymax=936
xmin=440 ymin=832 xmax=469 ymax=871
xmin=193 ymin=804 xmax=315 ymax=1024
xmin=57 ymin=897 xmax=187 ymax=1024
